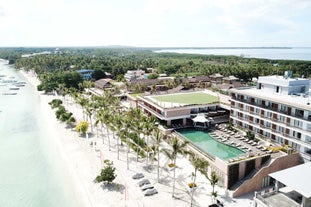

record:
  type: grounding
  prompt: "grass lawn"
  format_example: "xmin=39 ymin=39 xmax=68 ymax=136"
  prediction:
xmin=151 ymin=92 xmax=219 ymax=104
xmin=129 ymin=93 xmax=145 ymax=99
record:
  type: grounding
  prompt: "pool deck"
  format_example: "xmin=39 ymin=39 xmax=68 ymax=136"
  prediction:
xmin=210 ymin=126 xmax=271 ymax=163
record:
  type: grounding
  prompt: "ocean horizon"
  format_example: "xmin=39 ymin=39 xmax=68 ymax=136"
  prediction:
xmin=154 ymin=47 xmax=311 ymax=61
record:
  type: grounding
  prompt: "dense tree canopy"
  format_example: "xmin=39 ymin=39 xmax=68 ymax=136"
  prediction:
xmin=1 ymin=47 xmax=311 ymax=82
xmin=37 ymin=70 xmax=83 ymax=92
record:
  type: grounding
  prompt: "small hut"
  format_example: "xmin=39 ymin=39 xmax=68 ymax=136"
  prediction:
xmin=192 ymin=114 xmax=210 ymax=129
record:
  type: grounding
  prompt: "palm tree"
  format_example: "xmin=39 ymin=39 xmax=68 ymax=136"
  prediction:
xmin=101 ymin=109 xmax=112 ymax=151
xmin=162 ymin=136 xmax=189 ymax=198
xmin=123 ymin=111 xmax=133 ymax=170
xmin=142 ymin=115 xmax=157 ymax=166
xmin=76 ymin=93 xmax=88 ymax=121
xmin=189 ymin=154 xmax=209 ymax=206
xmin=152 ymin=128 xmax=162 ymax=183
xmin=111 ymin=112 xmax=123 ymax=160
xmin=209 ymin=171 xmax=219 ymax=201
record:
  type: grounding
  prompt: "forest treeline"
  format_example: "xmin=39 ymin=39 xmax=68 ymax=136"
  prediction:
xmin=1 ymin=47 xmax=311 ymax=81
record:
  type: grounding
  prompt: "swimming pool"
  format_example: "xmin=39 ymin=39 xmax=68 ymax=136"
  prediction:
xmin=177 ymin=129 xmax=245 ymax=160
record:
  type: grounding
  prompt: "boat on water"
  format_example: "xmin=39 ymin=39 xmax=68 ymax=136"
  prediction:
xmin=0 ymin=79 xmax=17 ymax=84
xmin=14 ymin=84 xmax=25 ymax=87
xmin=2 ymin=92 xmax=17 ymax=95
xmin=9 ymin=87 xmax=20 ymax=90
xmin=16 ymin=81 xmax=26 ymax=84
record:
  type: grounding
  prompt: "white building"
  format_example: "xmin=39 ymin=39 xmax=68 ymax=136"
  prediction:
xmin=124 ymin=70 xmax=146 ymax=82
xmin=254 ymin=162 xmax=311 ymax=207
xmin=230 ymin=74 xmax=311 ymax=161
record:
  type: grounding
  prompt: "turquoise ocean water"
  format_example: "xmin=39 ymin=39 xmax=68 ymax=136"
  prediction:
xmin=0 ymin=61 xmax=84 ymax=207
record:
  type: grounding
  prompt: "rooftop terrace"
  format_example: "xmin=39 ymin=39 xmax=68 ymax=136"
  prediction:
xmin=148 ymin=91 xmax=219 ymax=108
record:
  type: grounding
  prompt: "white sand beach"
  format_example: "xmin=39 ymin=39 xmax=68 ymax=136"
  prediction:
xmin=19 ymin=69 xmax=254 ymax=207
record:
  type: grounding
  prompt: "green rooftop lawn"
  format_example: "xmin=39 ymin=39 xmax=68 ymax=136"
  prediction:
xmin=129 ymin=93 xmax=144 ymax=99
xmin=151 ymin=92 xmax=219 ymax=104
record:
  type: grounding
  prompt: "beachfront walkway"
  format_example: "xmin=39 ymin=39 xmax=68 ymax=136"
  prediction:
xmin=56 ymin=95 xmax=254 ymax=207
xmin=22 ymin=70 xmax=254 ymax=207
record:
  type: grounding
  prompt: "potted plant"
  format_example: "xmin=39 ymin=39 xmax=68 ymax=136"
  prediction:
xmin=167 ymin=162 xmax=176 ymax=171
xmin=187 ymin=182 xmax=197 ymax=192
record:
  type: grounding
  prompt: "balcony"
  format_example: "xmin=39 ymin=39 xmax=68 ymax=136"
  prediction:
xmin=232 ymin=98 xmax=310 ymax=122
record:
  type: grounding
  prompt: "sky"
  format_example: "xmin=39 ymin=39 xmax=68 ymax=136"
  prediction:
xmin=0 ymin=0 xmax=311 ymax=47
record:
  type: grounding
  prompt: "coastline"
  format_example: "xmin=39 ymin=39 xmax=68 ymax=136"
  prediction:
xmin=18 ymin=69 xmax=202 ymax=207
xmin=18 ymin=68 xmax=254 ymax=207
xmin=19 ymin=70 xmax=92 ymax=207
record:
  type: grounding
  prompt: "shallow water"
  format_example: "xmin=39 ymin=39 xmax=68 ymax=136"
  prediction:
xmin=0 ymin=61 xmax=84 ymax=207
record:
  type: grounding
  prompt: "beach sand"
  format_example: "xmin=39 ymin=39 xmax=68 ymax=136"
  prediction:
xmin=20 ymin=69 xmax=253 ymax=207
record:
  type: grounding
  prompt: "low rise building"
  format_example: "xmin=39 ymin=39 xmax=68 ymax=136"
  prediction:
xmin=125 ymin=70 xmax=146 ymax=82
xmin=254 ymin=162 xmax=311 ymax=207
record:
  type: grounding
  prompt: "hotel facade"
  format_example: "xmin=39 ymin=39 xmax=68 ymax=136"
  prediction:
xmin=230 ymin=74 xmax=311 ymax=161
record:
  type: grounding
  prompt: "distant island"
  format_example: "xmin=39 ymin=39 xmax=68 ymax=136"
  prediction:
xmin=148 ymin=46 xmax=293 ymax=50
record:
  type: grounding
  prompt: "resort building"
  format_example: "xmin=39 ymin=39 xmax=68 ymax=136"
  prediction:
xmin=94 ymin=78 xmax=114 ymax=89
xmin=124 ymin=70 xmax=146 ymax=82
xmin=230 ymin=74 xmax=311 ymax=161
xmin=253 ymin=162 xmax=311 ymax=207
xmin=136 ymin=90 xmax=230 ymax=127
xmin=134 ymin=88 xmax=302 ymax=197
xmin=209 ymin=73 xmax=224 ymax=84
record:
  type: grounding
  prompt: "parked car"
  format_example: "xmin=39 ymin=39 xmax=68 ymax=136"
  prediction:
xmin=144 ymin=188 xmax=158 ymax=196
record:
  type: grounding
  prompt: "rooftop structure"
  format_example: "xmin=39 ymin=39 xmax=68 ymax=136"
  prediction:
xmin=230 ymin=74 xmax=311 ymax=161
xmin=94 ymin=78 xmax=113 ymax=89
xmin=136 ymin=90 xmax=230 ymax=127
xmin=77 ymin=69 xmax=94 ymax=80
xmin=254 ymin=162 xmax=311 ymax=207
xmin=124 ymin=70 xmax=146 ymax=82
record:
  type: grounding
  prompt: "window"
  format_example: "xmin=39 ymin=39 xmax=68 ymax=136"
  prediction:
xmin=266 ymin=111 xmax=272 ymax=118
xmin=295 ymin=109 xmax=304 ymax=118
xmin=280 ymin=105 xmax=287 ymax=113
xmin=293 ymin=131 xmax=302 ymax=139
xmin=293 ymin=120 xmax=302 ymax=128
xmin=278 ymin=126 xmax=285 ymax=133
xmin=279 ymin=115 xmax=285 ymax=122
xmin=246 ymin=105 xmax=250 ymax=111
xmin=266 ymin=122 xmax=271 ymax=128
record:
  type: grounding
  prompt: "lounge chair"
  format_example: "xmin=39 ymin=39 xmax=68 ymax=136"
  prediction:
xmin=144 ymin=188 xmax=158 ymax=196
xmin=132 ymin=173 xmax=144 ymax=179
xmin=138 ymin=179 xmax=151 ymax=187
xmin=141 ymin=184 xmax=154 ymax=191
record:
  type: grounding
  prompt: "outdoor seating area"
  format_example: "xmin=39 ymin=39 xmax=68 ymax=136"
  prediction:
xmin=209 ymin=124 xmax=274 ymax=162
xmin=132 ymin=173 xmax=158 ymax=196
